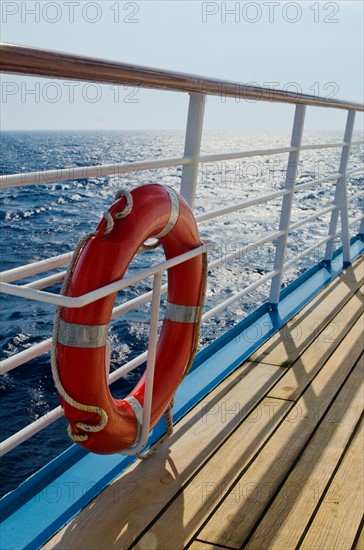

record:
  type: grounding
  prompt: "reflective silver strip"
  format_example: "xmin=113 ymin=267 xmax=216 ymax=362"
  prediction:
xmin=58 ymin=319 xmax=109 ymax=348
xmin=165 ymin=302 xmax=201 ymax=324
xmin=124 ymin=396 xmax=143 ymax=445
xmin=154 ymin=187 xmax=180 ymax=239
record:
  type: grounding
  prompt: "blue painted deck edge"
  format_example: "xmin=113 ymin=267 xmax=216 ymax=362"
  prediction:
xmin=1 ymin=237 xmax=363 ymax=549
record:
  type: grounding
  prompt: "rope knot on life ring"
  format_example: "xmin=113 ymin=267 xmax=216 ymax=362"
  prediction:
xmin=52 ymin=184 xmax=207 ymax=454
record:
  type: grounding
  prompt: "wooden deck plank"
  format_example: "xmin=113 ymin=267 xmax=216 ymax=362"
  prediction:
xmin=134 ymin=397 xmax=291 ymax=550
xmin=44 ymin=260 xmax=364 ymax=550
xmin=267 ymin=289 xmax=363 ymax=401
xmin=44 ymin=361 xmax=283 ymax=549
xmin=249 ymin=258 xmax=363 ymax=367
xmin=196 ymin=316 xmax=363 ymax=549
xmin=245 ymin=355 xmax=363 ymax=549
xmin=300 ymin=418 xmax=364 ymax=550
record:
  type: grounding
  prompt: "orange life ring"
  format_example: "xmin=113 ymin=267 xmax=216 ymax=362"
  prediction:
xmin=55 ymin=184 xmax=206 ymax=454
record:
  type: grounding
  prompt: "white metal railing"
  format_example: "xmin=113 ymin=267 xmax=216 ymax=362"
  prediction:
xmin=1 ymin=44 xmax=363 ymax=459
xmin=0 ymin=243 xmax=214 ymax=308
xmin=1 ymin=143 xmax=363 ymax=190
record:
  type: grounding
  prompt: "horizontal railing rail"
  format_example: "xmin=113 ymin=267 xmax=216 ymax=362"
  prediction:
xmin=0 ymin=243 xmax=214 ymax=308
xmin=1 ymin=141 xmax=363 ymax=190
xmin=1 ymin=43 xmax=364 ymax=111
xmin=1 ymin=43 xmax=363 ymax=461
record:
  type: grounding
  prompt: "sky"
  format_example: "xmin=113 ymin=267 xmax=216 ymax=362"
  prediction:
xmin=1 ymin=0 xmax=363 ymax=131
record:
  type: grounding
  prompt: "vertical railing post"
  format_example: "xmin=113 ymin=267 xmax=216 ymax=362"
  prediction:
xmin=269 ymin=104 xmax=306 ymax=306
xmin=180 ymin=92 xmax=206 ymax=210
xmin=121 ymin=271 xmax=162 ymax=456
xmin=324 ymin=109 xmax=356 ymax=265
xmin=360 ymin=217 xmax=364 ymax=237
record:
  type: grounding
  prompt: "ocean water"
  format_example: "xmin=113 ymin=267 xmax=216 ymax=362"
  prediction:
xmin=1 ymin=130 xmax=363 ymax=497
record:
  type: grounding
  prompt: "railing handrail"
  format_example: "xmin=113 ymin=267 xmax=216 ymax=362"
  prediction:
xmin=1 ymin=42 xmax=364 ymax=112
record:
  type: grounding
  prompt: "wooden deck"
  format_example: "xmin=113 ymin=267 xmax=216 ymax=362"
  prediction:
xmin=45 ymin=257 xmax=364 ymax=550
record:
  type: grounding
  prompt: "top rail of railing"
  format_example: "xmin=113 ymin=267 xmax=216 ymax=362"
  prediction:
xmin=1 ymin=43 xmax=364 ymax=112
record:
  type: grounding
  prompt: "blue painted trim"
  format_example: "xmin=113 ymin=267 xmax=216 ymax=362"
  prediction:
xmin=1 ymin=237 xmax=363 ymax=549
